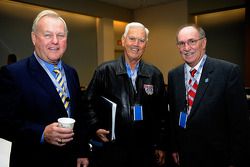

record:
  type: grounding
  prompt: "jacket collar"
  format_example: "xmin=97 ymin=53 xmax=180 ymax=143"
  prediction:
xmin=115 ymin=55 xmax=150 ymax=78
xmin=188 ymin=56 xmax=214 ymax=119
xmin=28 ymin=55 xmax=68 ymax=114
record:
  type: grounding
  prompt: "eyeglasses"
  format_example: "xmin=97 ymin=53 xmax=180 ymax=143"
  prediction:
xmin=177 ymin=37 xmax=204 ymax=48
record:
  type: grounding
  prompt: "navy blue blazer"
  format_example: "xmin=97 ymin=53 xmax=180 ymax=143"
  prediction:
xmin=0 ymin=55 xmax=89 ymax=167
xmin=167 ymin=56 xmax=249 ymax=167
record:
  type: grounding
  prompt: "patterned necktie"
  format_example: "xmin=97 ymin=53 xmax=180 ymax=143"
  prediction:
xmin=53 ymin=66 xmax=70 ymax=116
xmin=187 ymin=69 xmax=198 ymax=114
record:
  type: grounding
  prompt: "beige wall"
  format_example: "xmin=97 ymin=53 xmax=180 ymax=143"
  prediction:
xmin=0 ymin=0 xmax=246 ymax=85
xmin=114 ymin=21 xmax=127 ymax=59
xmin=134 ymin=0 xmax=188 ymax=83
xmin=0 ymin=0 xmax=190 ymax=85
xmin=97 ymin=18 xmax=115 ymax=65
xmin=14 ymin=0 xmax=133 ymax=22
xmin=0 ymin=0 xmax=97 ymax=87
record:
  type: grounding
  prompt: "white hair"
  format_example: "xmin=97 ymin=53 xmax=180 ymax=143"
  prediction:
xmin=32 ymin=9 xmax=68 ymax=35
xmin=123 ymin=22 xmax=149 ymax=41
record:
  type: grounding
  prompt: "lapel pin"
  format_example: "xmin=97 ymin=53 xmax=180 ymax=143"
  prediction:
xmin=205 ymin=78 xmax=209 ymax=83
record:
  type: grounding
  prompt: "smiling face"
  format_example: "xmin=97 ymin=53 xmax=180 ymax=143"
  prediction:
xmin=177 ymin=26 xmax=207 ymax=67
xmin=31 ymin=15 xmax=67 ymax=64
xmin=122 ymin=27 xmax=147 ymax=64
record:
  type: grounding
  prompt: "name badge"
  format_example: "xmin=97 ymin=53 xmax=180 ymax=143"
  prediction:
xmin=133 ymin=105 xmax=143 ymax=121
xmin=179 ymin=111 xmax=187 ymax=128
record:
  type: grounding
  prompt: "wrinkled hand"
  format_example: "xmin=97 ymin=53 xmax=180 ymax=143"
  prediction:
xmin=44 ymin=122 xmax=74 ymax=146
xmin=77 ymin=158 xmax=89 ymax=167
xmin=155 ymin=149 xmax=166 ymax=166
xmin=96 ymin=129 xmax=110 ymax=142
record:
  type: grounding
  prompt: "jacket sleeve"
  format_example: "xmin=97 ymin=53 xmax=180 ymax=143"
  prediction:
xmin=0 ymin=66 xmax=44 ymax=142
xmin=85 ymin=69 xmax=104 ymax=136
xmin=225 ymin=65 xmax=250 ymax=166
xmin=152 ymin=71 xmax=170 ymax=151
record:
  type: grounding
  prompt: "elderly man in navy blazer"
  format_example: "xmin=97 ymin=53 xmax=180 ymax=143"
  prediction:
xmin=167 ymin=24 xmax=249 ymax=167
xmin=0 ymin=10 xmax=89 ymax=167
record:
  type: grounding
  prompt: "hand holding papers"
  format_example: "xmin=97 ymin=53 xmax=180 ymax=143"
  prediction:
xmin=101 ymin=96 xmax=116 ymax=141
xmin=96 ymin=96 xmax=117 ymax=141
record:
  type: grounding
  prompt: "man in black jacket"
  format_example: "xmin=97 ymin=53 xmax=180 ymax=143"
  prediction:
xmin=86 ymin=22 xmax=168 ymax=167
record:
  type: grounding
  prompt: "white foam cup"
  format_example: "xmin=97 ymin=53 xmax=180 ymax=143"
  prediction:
xmin=58 ymin=117 xmax=75 ymax=129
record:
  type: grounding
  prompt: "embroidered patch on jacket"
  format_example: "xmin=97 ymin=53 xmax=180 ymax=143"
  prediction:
xmin=144 ymin=84 xmax=154 ymax=95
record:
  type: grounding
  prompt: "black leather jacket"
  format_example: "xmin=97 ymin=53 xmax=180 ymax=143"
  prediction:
xmin=86 ymin=55 xmax=168 ymax=149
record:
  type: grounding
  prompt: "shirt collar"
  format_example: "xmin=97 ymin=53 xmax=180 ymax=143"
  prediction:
xmin=34 ymin=51 xmax=62 ymax=73
xmin=125 ymin=62 xmax=139 ymax=78
xmin=185 ymin=55 xmax=204 ymax=72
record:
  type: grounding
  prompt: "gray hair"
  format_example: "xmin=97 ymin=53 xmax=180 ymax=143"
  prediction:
xmin=176 ymin=24 xmax=206 ymax=41
xmin=32 ymin=10 xmax=68 ymax=35
xmin=123 ymin=22 xmax=149 ymax=41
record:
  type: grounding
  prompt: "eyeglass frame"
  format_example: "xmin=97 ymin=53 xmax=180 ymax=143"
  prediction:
xmin=176 ymin=37 xmax=204 ymax=48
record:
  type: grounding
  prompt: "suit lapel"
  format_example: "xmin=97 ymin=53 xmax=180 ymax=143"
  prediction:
xmin=62 ymin=63 xmax=73 ymax=98
xmin=28 ymin=56 xmax=66 ymax=112
xmin=62 ymin=63 xmax=74 ymax=101
xmin=62 ymin=63 xmax=76 ymax=113
xmin=175 ymin=65 xmax=187 ymax=109
xmin=188 ymin=57 xmax=214 ymax=119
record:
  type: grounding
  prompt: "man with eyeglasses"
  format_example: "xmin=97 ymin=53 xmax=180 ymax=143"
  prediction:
xmin=0 ymin=10 xmax=89 ymax=167
xmin=86 ymin=22 xmax=168 ymax=167
xmin=167 ymin=24 xmax=249 ymax=167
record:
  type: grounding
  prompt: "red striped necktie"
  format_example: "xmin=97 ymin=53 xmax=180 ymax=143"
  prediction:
xmin=187 ymin=69 xmax=198 ymax=114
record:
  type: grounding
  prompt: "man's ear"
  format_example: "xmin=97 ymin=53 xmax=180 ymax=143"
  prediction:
xmin=31 ymin=32 xmax=36 ymax=46
xmin=121 ymin=36 xmax=125 ymax=47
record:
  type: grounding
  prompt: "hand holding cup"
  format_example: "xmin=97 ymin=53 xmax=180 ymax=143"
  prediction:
xmin=58 ymin=117 xmax=75 ymax=129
